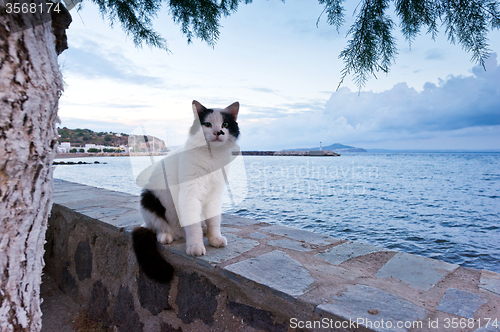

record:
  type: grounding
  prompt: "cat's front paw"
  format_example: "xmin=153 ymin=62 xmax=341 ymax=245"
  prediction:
xmin=208 ymin=235 xmax=227 ymax=248
xmin=186 ymin=243 xmax=206 ymax=256
xmin=157 ymin=232 xmax=173 ymax=244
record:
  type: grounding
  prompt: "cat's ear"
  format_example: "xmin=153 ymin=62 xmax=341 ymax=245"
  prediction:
xmin=192 ymin=100 xmax=206 ymax=117
xmin=225 ymin=102 xmax=239 ymax=120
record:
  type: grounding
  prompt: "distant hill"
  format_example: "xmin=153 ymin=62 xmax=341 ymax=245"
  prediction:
xmin=284 ymin=143 xmax=367 ymax=153
xmin=58 ymin=127 xmax=129 ymax=146
xmin=57 ymin=127 xmax=167 ymax=151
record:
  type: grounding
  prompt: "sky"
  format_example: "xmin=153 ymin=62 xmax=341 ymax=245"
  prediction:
xmin=57 ymin=0 xmax=500 ymax=150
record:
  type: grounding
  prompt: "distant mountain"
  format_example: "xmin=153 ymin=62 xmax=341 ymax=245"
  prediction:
xmin=284 ymin=143 xmax=367 ymax=153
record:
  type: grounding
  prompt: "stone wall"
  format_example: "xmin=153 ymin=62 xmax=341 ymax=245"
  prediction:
xmin=44 ymin=179 xmax=500 ymax=332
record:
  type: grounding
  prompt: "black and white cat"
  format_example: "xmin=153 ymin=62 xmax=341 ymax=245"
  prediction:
xmin=132 ymin=100 xmax=240 ymax=282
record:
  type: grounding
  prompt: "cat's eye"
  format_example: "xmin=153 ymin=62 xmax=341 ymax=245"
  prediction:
xmin=202 ymin=122 xmax=212 ymax=128
xmin=222 ymin=122 xmax=229 ymax=128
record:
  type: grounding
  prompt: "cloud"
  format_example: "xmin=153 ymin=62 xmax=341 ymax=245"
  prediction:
xmin=239 ymin=53 xmax=500 ymax=150
xmin=62 ymin=101 xmax=153 ymax=109
xmin=425 ymin=49 xmax=445 ymax=60
xmin=58 ymin=117 xmax=139 ymax=133
xmin=250 ymin=87 xmax=280 ymax=94
xmin=324 ymin=53 xmax=500 ymax=133
xmin=60 ymin=39 xmax=164 ymax=86
xmin=240 ymin=100 xmax=324 ymax=121
xmin=239 ymin=107 xmax=292 ymax=119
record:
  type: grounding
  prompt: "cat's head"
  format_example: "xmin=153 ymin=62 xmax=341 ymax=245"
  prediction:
xmin=190 ymin=100 xmax=240 ymax=146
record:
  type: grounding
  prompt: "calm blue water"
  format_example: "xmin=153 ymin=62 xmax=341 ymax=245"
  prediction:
xmin=54 ymin=153 xmax=500 ymax=272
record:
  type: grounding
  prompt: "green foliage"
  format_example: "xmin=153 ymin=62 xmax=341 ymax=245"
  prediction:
xmin=90 ymin=0 xmax=166 ymax=49
xmin=338 ymin=0 xmax=397 ymax=89
xmin=441 ymin=0 xmax=491 ymax=69
xmin=88 ymin=148 xmax=102 ymax=153
xmin=317 ymin=0 xmax=345 ymax=31
xmin=336 ymin=0 xmax=500 ymax=89
xmin=79 ymin=148 xmax=85 ymax=152
xmin=86 ymin=0 xmax=252 ymax=49
xmin=87 ymin=0 xmax=500 ymax=89
xmin=70 ymin=148 xmax=77 ymax=153
xmin=104 ymin=135 xmax=112 ymax=141
xmin=57 ymin=128 xmax=129 ymax=146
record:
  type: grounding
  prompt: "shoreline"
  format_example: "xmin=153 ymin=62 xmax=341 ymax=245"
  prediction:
xmin=55 ymin=151 xmax=342 ymax=159
xmin=55 ymin=152 xmax=167 ymax=159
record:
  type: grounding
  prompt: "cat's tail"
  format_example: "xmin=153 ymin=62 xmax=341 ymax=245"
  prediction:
xmin=132 ymin=226 xmax=174 ymax=283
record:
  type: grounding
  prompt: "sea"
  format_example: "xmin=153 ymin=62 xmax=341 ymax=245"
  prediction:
xmin=53 ymin=152 xmax=500 ymax=273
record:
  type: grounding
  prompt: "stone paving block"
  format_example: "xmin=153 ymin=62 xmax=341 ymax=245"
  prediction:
xmin=267 ymin=239 xmax=313 ymax=252
xmin=247 ymin=232 xmax=269 ymax=240
xmin=316 ymin=241 xmax=390 ymax=265
xmin=260 ymin=225 xmax=341 ymax=246
xmin=311 ymin=264 xmax=361 ymax=281
xmin=54 ymin=179 xmax=95 ymax=192
xmin=99 ymin=210 xmax=143 ymax=228
xmin=74 ymin=207 xmax=130 ymax=220
xmin=221 ymin=214 xmax=260 ymax=226
xmin=54 ymin=184 xmax=133 ymax=208
xmin=376 ymin=252 xmax=457 ymax=291
xmin=53 ymin=190 xmax=104 ymax=206
xmin=223 ymin=250 xmax=315 ymax=301
xmin=316 ymin=284 xmax=427 ymax=332
xmin=105 ymin=191 xmax=136 ymax=198
xmin=52 ymin=186 xmax=96 ymax=196
xmin=437 ymin=288 xmax=487 ymax=318
xmin=114 ymin=198 xmax=141 ymax=209
xmin=170 ymin=234 xmax=259 ymax=270
xmin=479 ymin=270 xmax=500 ymax=296
xmin=220 ymin=226 xmax=242 ymax=233
xmin=57 ymin=197 xmax=112 ymax=210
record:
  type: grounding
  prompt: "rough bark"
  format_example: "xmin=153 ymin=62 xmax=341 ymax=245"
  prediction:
xmin=0 ymin=1 xmax=70 ymax=330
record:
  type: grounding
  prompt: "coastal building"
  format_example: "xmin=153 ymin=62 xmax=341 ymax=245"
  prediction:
xmin=57 ymin=142 xmax=132 ymax=154
xmin=119 ymin=145 xmax=131 ymax=153
xmin=57 ymin=142 xmax=71 ymax=153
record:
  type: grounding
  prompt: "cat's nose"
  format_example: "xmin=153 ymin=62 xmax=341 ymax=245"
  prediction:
xmin=215 ymin=130 xmax=224 ymax=136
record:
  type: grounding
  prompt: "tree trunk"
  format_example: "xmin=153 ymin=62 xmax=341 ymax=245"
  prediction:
xmin=0 ymin=1 xmax=70 ymax=330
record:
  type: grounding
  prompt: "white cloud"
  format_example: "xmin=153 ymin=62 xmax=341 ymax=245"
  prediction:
xmin=240 ymin=54 xmax=500 ymax=150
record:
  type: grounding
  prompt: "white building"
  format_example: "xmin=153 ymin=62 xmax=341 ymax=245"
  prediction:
xmin=58 ymin=142 xmax=71 ymax=153
xmin=57 ymin=142 xmax=131 ymax=153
